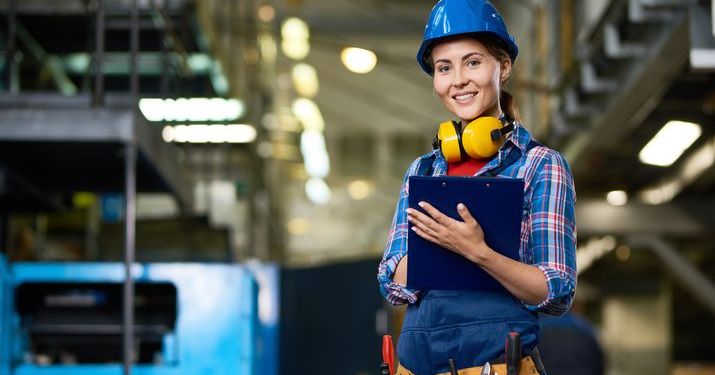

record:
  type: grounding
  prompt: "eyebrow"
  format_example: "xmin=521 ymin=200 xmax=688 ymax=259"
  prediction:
xmin=434 ymin=52 xmax=485 ymax=65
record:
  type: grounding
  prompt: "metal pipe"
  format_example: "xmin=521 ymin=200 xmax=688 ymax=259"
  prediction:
xmin=123 ymin=141 xmax=137 ymax=375
xmin=159 ymin=0 xmax=170 ymax=96
xmin=93 ymin=0 xmax=105 ymax=107
xmin=123 ymin=2 xmax=139 ymax=374
xmin=130 ymin=0 xmax=139 ymax=99
xmin=6 ymin=0 xmax=17 ymax=93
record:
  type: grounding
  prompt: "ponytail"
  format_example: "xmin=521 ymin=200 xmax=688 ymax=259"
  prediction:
xmin=500 ymin=89 xmax=521 ymax=123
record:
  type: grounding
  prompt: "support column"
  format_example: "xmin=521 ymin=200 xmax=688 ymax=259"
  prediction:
xmin=601 ymin=285 xmax=671 ymax=375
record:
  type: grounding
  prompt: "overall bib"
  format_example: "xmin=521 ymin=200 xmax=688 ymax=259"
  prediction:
xmin=397 ymin=289 xmax=540 ymax=375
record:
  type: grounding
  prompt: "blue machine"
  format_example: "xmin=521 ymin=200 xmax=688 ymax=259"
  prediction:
xmin=0 ymin=261 xmax=279 ymax=375
xmin=1 ymin=254 xmax=12 ymax=375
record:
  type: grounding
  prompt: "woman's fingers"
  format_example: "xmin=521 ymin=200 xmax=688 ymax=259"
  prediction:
xmin=418 ymin=202 xmax=451 ymax=225
xmin=411 ymin=226 xmax=440 ymax=244
xmin=457 ymin=203 xmax=478 ymax=226
xmin=407 ymin=210 xmax=440 ymax=236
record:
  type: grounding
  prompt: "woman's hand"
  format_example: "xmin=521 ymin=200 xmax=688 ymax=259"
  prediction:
xmin=407 ymin=201 xmax=550 ymax=306
xmin=406 ymin=202 xmax=494 ymax=264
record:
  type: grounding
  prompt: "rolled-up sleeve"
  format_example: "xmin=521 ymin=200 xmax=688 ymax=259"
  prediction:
xmin=525 ymin=151 xmax=577 ymax=316
xmin=377 ymin=159 xmax=423 ymax=305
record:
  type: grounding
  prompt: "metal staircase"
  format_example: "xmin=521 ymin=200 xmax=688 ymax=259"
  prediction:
xmin=551 ymin=0 xmax=693 ymax=168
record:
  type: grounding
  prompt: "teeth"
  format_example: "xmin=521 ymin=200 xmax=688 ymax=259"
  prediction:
xmin=455 ymin=93 xmax=475 ymax=100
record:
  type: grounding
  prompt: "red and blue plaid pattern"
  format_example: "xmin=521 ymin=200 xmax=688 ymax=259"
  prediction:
xmin=377 ymin=124 xmax=577 ymax=316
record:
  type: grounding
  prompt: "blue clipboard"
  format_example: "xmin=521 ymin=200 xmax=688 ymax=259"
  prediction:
xmin=406 ymin=176 xmax=524 ymax=291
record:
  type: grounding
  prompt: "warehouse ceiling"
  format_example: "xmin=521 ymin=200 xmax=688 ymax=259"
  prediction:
xmin=1 ymin=0 xmax=714 ymax=268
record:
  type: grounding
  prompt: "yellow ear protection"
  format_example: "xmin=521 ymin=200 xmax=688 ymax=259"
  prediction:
xmin=433 ymin=116 xmax=515 ymax=162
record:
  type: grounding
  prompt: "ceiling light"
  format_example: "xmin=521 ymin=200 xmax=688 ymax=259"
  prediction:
xmin=348 ymin=180 xmax=372 ymax=200
xmin=258 ymin=33 xmax=277 ymax=64
xmin=281 ymin=18 xmax=309 ymax=41
xmin=300 ymin=130 xmax=330 ymax=178
xmin=341 ymin=47 xmax=377 ymax=74
xmin=292 ymin=63 xmax=319 ymax=98
xmin=258 ymin=5 xmax=275 ymax=23
xmin=305 ymin=178 xmax=331 ymax=205
xmin=291 ymin=98 xmax=324 ymax=132
xmin=282 ymin=39 xmax=310 ymax=60
xmin=639 ymin=120 xmax=702 ymax=167
xmin=162 ymin=124 xmax=256 ymax=144
xmin=606 ymin=190 xmax=628 ymax=206
xmin=287 ymin=217 xmax=310 ymax=236
xmin=139 ymin=98 xmax=245 ymax=122
xmin=281 ymin=18 xmax=310 ymax=60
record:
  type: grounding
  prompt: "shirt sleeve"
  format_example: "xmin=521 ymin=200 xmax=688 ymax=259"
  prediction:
xmin=524 ymin=150 xmax=577 ymax=316
xmin=377 ymin=158 xmax=423 ymax=305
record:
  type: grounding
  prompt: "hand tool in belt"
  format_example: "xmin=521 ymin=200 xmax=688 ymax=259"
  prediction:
xmin=505 ymin=332 xmax=521 ymax=375
xmin=480 ymin=361 xmax=491 ymax=375
xmin=382 ymin=335 xmax=395 ymax=375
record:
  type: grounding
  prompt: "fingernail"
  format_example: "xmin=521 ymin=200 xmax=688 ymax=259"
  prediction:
xmin=405 ymin=208 xmax=411 ymax=214
xmin=458 ymin=203 xmax=465 ymax=209
xmin=418 ymin=202 xmax=425 ymax=207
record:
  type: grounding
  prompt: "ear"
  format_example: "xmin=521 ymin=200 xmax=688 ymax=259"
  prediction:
xmin=499 ymin=59 xmax=512 ymax=83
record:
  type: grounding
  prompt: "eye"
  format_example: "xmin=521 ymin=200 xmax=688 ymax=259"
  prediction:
xmin=437 ymin=64 xmax=451 ymax=73
xmin=467 ymin=59 xmax=480 ymax=68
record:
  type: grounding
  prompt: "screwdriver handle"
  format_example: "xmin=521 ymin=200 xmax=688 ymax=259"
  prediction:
xmin=505 ymin=331 xmax=521 ymax=375
xmin=382 ymin=335 xmax=395 ymax=375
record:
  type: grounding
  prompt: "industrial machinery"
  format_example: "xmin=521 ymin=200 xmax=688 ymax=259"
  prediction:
xmin=0 ymin=257 xmax=278 ymax=375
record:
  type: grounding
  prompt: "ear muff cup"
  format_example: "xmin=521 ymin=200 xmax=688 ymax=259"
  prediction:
xmin=437 ymin=120 xmax=463 ymax=163
xmin=436 ymin=117 xmax=510 ymax=162
xmin=461 ymin=116 xmax=504 ymax=159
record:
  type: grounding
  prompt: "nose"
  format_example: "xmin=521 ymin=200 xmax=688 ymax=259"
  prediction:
xmin=452 ymin=66 xmax=467 ymax=87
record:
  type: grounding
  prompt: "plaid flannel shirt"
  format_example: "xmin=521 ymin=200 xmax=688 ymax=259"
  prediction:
xmin=377 ymin=124 xmax=577 ymax=316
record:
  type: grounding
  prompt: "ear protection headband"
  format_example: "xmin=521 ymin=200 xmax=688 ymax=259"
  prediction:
xmin=433 ymin=116 xmax=514 ymax=162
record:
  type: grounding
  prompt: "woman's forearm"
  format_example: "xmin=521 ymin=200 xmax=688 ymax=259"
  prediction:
xmin=393 ymin=255 xmax=408 ymax=285
xmin=475 ymin=247 xmax=548 ymax=306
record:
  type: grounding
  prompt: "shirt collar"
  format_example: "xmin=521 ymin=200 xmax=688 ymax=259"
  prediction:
xmin=503 ymin=122 xmax=532 ymax=154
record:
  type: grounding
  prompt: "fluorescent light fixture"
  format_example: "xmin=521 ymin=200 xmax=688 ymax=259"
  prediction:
xmin=292 ymin=63 xmax=319 ymax=98
xmin=282 ymin=39 xmax=310 ymax=60
xmin=639 ymin=120 xmax=702 ymax=167
xmin=281 ymin=18 xmax=310 ymax=60
xmin=637 ymin=141 xmax=714 ymax=205
xmin=139 ymin=98 xmax=245 ymax=122
xmin=281 ymin=17 xmax=309 ymax=41
xmin=576 ymin=235 xmax=617 ymax=275
xmin=300 ymin=130 xmax=330 ymax=178
xmin=305 ymin=177 xmax=331 ymax=205
xmin=291 ymin=98 xmax=324 ymax=132
xmin=162 ymin=124 xmax=256 ymax=144
xmin=606 ymin=190 xmax=628 ymax=206
xmin=341 ymin=47 xmax=377 ymax=74
xmin=258 ymin=33 xmax=277 ymax=64
xmin=348 ymin=180 xmax=372 ymax=200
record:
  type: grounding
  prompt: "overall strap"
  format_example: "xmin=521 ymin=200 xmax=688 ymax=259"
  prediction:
xmin=481 ymin=140 xmax=542 ymax=178
xmin=417 ymin=154 xmax=436 ymax=177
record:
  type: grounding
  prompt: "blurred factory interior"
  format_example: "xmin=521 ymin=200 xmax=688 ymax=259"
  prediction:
xmin=0 ymin=0 xmax=714 ymax=374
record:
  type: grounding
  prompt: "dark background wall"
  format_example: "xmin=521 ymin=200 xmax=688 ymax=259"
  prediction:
xmin=280 ymin=258 xmax=386 ymax=375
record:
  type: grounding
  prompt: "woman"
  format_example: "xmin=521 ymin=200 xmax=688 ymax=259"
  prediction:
xmin=377 ymin=1 xmax=577 ymax=374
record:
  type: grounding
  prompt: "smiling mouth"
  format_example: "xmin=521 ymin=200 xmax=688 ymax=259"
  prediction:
xmin=453 ymin=92 xmax=477 ymax=101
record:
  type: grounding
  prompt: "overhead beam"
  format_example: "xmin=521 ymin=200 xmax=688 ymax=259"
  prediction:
xmin=576 ymin=198 xmax=708 ymax=236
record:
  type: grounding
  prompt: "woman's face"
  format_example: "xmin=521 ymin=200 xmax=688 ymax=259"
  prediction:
xmin=431 ymin=37 xmax=510 ymax=125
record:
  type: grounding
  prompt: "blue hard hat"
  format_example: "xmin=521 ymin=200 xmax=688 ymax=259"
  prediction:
xmin=417 ymin=0 xmax=518 ymax=75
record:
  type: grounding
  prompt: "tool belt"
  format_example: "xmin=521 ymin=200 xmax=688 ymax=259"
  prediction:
xmin=396 ymin=355 xmax=541 ymax=375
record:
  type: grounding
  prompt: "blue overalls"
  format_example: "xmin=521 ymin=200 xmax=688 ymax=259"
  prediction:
xmin=398 ymin=138 xmax=543 ymax=375
xmin=397 ymin=289 xmax=540 ymax=375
